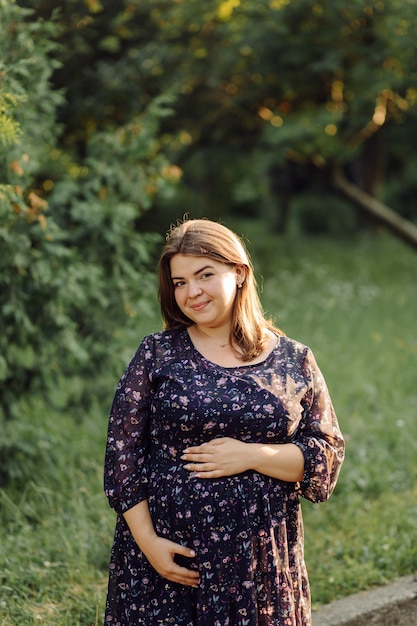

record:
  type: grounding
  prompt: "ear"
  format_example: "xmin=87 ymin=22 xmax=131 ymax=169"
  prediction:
xmin=235 ymin=264 xmax=246 ymax=286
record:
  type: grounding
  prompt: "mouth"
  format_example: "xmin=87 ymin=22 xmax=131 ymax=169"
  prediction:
xmin=190 ymin=301 xmax=209 ymax=311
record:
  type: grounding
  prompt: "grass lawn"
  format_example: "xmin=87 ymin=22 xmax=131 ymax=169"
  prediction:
xmin=1 ymin=225 xmax=416 ymax=624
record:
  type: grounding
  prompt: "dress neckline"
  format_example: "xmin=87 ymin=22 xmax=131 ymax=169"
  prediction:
xmin=183 ymin=329 xmax=281 ymax=371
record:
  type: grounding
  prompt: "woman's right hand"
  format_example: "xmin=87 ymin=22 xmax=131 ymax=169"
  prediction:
xmin=124 ymin=500 xmax=199 ymax=587
xmin=141 ymin=536 xmax=200 ymax=587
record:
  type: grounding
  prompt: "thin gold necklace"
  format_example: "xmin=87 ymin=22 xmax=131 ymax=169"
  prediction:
xmin=194 ymin=325 xmax=230 ymax=348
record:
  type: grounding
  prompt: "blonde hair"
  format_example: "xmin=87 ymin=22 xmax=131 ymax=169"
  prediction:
xmin=158 ymin=218 xmax=283 ymax=361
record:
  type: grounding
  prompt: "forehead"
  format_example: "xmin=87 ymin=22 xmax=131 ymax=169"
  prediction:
xmin=170 ymin=253 xmax=227 ymax=277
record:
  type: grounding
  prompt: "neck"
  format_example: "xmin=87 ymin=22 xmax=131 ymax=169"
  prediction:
xmin=194 ymin=325 xmax=231 ymax=348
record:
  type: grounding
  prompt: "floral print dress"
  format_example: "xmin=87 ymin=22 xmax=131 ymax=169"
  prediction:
xmin=104 ymin=329 xmax=344 ymax=626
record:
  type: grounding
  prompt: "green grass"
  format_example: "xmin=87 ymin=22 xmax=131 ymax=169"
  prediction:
xmin=0 ymin=401 xmax=111 ymax=625
xmin=1 ymin=225 xmax=416 ymax=623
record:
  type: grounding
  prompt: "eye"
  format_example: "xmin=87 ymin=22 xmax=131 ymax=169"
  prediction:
xmin=173 ymin=280 xmax=186 ymax=288
xmin=200 ymin=272 xmax=213 ymax=279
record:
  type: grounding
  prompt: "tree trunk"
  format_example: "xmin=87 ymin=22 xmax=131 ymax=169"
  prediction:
xmin=333 ymin=168 xmax=417 ymax=251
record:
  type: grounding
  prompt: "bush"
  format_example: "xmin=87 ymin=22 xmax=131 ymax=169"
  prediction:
xmin=0 ymin=3 xmax=175 ymax=488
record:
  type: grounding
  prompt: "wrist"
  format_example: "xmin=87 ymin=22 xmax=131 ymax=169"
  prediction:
xmin=247 ymin=442 xmax=264 ymax=472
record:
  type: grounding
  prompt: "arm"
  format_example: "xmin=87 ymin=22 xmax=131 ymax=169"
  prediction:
xmin=123 ymin=501 xmax=199 ymax=587
xmin=104 ymin=341 xmax=153 ymax=514
xmin=247 ymin=442 xmax=304 ymax=481
xmin=291 ymin=348 xmax=345 ymax=502
xmin=105 ymin=337 xmax=199 ymax=584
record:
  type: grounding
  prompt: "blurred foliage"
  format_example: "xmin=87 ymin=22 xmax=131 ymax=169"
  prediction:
xmin=18 ymin=0 xmax=417 ymax=227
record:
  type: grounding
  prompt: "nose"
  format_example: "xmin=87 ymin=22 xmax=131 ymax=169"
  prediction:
xmin=187 ymin=280 xmax=202 ymax=298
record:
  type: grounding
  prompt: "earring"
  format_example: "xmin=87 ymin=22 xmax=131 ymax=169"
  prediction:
xmin=237 ymin=283 xmax=243 ymax=289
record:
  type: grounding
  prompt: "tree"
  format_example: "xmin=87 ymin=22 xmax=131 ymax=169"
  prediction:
xmin=18 ymin=1 xmax=417 ymax=233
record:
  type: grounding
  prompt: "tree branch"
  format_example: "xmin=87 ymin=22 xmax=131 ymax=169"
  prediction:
xmin=333 ymin=167 xmax=417 ymax=251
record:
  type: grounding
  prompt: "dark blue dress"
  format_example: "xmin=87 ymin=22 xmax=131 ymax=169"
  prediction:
xmin=104 ymin=329 xmax=344 ymax=625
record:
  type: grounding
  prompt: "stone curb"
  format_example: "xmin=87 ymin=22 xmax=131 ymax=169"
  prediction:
xmin=312 ymin=575 xmax=417 ymax=625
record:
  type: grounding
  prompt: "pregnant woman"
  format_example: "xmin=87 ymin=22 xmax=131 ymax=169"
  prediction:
xmin=103 ymin=218 xmax=345 ymax=625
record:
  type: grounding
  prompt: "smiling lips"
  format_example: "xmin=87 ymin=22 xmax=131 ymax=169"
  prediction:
xmin=190 ymin=301 xmax=209 ymax=311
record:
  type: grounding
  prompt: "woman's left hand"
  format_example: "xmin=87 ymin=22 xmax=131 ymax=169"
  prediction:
xmin=181 ymin=438 xmax=251 ymax=478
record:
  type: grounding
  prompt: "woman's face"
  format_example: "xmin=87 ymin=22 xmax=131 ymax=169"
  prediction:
xmin=170 ymin=254 xmax=244 ymax=330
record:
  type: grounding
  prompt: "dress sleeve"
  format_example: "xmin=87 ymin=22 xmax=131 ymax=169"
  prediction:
xmin=293 ymin=347 xmax=345 ymax=503
xmin=104 ymin=338 xmax=154 ymax=515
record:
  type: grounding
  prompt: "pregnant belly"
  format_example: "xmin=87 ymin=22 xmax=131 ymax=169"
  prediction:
xmin=147 ymin=462 xmax=267 ymax=548
xmin=146 ymin=462 xmax=286 ymax=587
